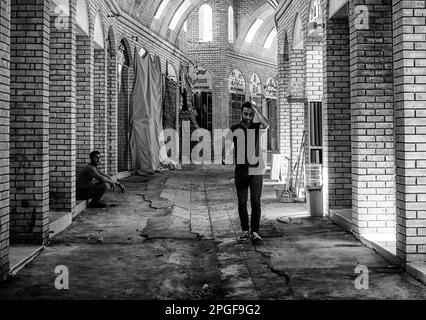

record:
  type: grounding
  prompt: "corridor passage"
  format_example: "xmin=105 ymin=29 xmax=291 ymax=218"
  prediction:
xmin=0 ymin=165 xmax=425 ymax=300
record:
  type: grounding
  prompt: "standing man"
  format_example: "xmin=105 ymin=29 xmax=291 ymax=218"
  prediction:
xmin=230 ymin=97 xmax=269 ymax=242
xmin=77 ymin=150 xmax=126 ymax=208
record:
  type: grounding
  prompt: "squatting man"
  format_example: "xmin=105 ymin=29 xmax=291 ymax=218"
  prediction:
xmin=77 ymin=150 xmax=126 ymax=208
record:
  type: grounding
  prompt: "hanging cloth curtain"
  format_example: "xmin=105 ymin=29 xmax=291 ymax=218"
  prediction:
xmin=130 ymin=49 xmax=164 ymax=172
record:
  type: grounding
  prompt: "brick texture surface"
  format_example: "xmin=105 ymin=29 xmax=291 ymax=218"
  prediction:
xmin=393 ymin=0 xmax=426 ymax=263
xmin=9 ymin=0 xmax=50 ymax=245
xmin=322 ymin=7 xmax=352 ymax=211
xmin=49 ymin=3 xmax=77 ymax=212
xmin=349 ymin=0 xmax=395 ymax=236
xmin=0 ymin=0 xmax=10 ymax=283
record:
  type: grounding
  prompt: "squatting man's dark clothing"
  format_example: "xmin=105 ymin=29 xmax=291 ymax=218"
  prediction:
xmin=76 ymin=151 xmax=126 ymax=208
xmin=76 ymin=165 xmax=109 ymax=203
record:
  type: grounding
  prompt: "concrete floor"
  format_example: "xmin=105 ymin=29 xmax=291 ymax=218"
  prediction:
xmin=1 ymin=164 xmax=426 ymax=300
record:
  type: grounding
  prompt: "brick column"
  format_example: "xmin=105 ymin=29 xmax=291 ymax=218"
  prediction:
xmin=349 ymin=0 xmax=395 ymax=237
xmin=305 ymin=40 xmax=323 ymax=102
xmin=393 ymin=0 xmax=426 ymax=263
xmin=0 ymin=0 xmax=10 ymax=282
xmin=288 ymin=49 xmax=305 ymax=184
xmin=94 ymin=49 xmax=108 ymax=172
xmin=118 ymin=64 xmax=131 ymax=172
xmin=10 ymin=0 xmax=50 ymax=244
xmin=49 ymin=2 xmax=76 ymax=212
xmin=277 ymin=32 xmax=290 ymax=179
xmin=322 ymin=10 xmax=352 ymax=212
xmin=76 ymin=35 xmax=94 ymax=170
xmin=305 ymin=39 xmax=323 ymax=169
xmin=107 ymin=53 xmax=118 ymax=176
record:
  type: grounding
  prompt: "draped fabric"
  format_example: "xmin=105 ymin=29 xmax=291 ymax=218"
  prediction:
xmin=130 ymin=50 xmax=164 ymax=171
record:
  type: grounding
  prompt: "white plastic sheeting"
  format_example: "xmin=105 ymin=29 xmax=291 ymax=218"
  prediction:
xmin=130 ymin=49 xmax=164 ymax=172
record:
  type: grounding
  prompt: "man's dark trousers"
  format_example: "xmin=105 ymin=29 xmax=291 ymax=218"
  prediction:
xmin=76 ymin=182 xmax=107 ymax=203
xmin=235 ymin=171 xmax=263 ymax=233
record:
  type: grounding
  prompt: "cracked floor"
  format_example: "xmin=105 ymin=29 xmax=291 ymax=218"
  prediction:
xmin=1 ymin=164 xmax=426 ymax=300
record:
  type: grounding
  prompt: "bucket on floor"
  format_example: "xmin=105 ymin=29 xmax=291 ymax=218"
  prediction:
xmin=307 ymin=187 xmax=323 ymax=217
xmin=274 ymin=185 xmax=293 ymax=203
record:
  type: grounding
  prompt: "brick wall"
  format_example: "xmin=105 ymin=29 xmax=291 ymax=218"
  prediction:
xmin=393 ymin=0 xmax=426 ymax=263
xmin=322 ymin=9 xmax=352 ymax=211
xmin=277 ymin=30 xmax=289 ymax=179
xmin=305 ymin=40 xmax=323 ymax=102
xmin=49 ymin=3 xmax=77 ymax=212
xmin=117 ymin=38 xmax=132 ymax=173
xmin=10 ymin=0 xmax=50 ymax=244
xmin=349 ymin=0 xmax=395 ymax=236
xmin=76 ymin=35 xmax=94 ymax=170
xmin=93 ymin=49 xmax=108 ymax=173
xmin=276 ymin=0 xmax=310 ymax=183
xmin=0 ymin=0 xmax=10 ymax=283
xmin=107 ymin=29 xmax=118 ymax=175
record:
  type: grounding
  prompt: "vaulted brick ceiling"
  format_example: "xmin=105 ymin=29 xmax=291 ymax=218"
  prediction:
xmin=112 ymin=0 xmax=279 ymax=57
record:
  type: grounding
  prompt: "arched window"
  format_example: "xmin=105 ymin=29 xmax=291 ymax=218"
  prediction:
xmin=245 ymin=19 xmax=264 ymax=43
xmin=264 ymin=28 xmax=277 ymax=49
xmin=199 ymin=4 xmax=213 ymax=42
xmin=228 ymin=6 xmax=234 ymax=43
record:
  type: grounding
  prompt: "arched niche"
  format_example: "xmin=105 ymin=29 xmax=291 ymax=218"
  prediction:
xmin=292 ymin=14 xmax=304 ymax=50
xmin=94 ymin=12 xmax=104 ymax=49
xmin=76 ymin=0 xmax=89 ymax=36
xmin=249 ymin=74 xmax=263 ymax=97
xmin=189 ymin=64 xmax=212 ymax=92
xmin=166 ymin=63 xmax=177 ymax=83
xmin=228 ymin=69 xmax=246 ymax=94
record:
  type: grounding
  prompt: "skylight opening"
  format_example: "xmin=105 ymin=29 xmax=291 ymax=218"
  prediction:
xmin=264 ymin=28 xmax=277 ymax=49
xmin=244 ymin=19 xmax=264 ymax=43
xmin=169 ymin=0 xmax=192 ymax=31
xmin=228 ymin=6 xmax=234 ymax=43
xmin=199 ymin=4 xmax=213 ymax=42
xmin=154 ymin=0 xmax=170 ymax=20
xmin=183 ymin=20 xmax=188 ymax=33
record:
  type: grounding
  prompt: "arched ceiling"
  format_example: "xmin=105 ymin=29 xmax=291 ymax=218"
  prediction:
xmin=112 ymin=0 xmax=279 ymax=61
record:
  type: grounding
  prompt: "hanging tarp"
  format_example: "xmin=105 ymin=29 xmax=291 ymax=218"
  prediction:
xmin=130 ymin=49 xmax=163 ymax=172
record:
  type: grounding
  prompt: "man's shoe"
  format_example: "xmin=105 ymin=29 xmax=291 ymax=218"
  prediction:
xmin=251 ymin=232 xmax=262 ymax=243
xmin=237 ymin=231 xmax=250 ymax=241
xmin=88 ymin=201 xmax=107 ymax=208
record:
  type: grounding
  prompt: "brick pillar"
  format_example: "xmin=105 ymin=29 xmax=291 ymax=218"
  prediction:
xmin=393 ymin=0 xmax=426 ymax=263
xmin=322 ymin=11 xmax=352 ymax=212
xmin=94 ymin=49 xmax=108 ymax=172
xmin=10 ymin=0 xmax=50 ymax=244
xmin=288 ymin=49 xmax=305 ymax=185
xmin=0 ymin=0 xmax=10 ymax=283
xmin=305 ymin=39 xmax=323 ymax=170
xmin=305 ymin=40 xmax=323 ymax=102
xmin=117 ymin=64 xmax=130 ymax=172
xmin=49 ymin=3 xmax=76 ymax=212
xmin=277 ymin=32 xmax=290 ymax=179
xmin=76 ymin=35 xmax=94 ymax=170
xmin=107 ymin=54 xmax=118 ymax=175
xmin=349 ymin=0 xmax=395 ymax=237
